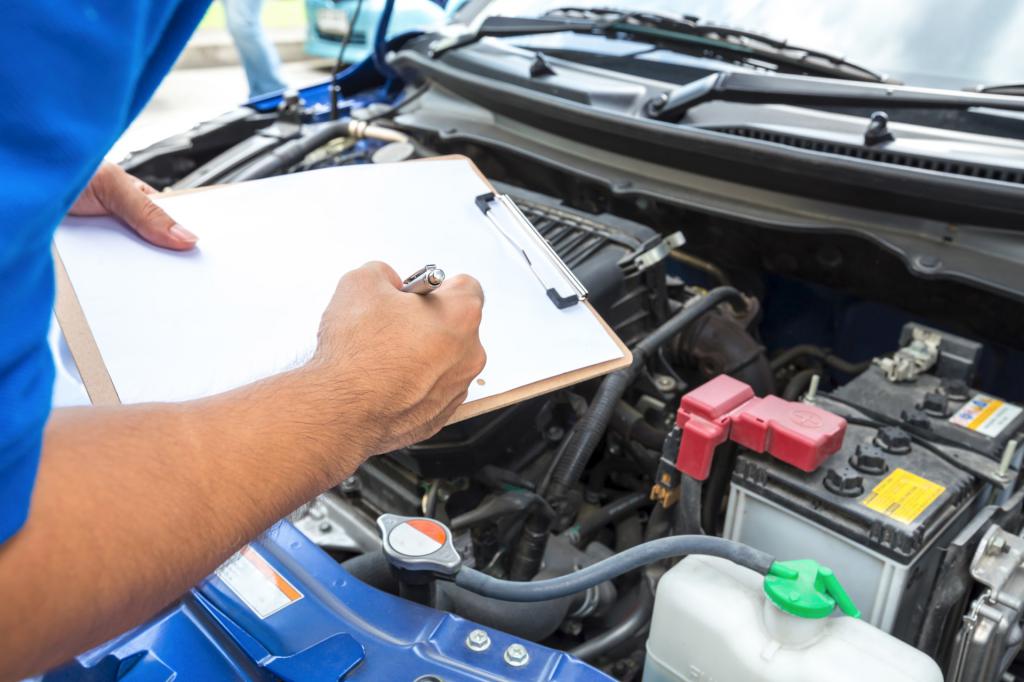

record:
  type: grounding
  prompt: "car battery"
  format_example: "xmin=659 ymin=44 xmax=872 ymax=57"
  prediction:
xmin=830 ymin=323 xmax=1024 ymax=466
xmin=724 ymin=417 xmax=982 ymax=642
xmin=721 ymin=323 xmax=1024 ymax=643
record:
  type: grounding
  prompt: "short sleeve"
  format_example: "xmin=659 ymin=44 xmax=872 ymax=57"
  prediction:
xmin=0 ymin=0 xmax=208 ymax=543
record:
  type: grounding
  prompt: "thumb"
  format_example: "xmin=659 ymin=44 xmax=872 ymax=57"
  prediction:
xmin=98 ymin=166 xmax=197 ymax=250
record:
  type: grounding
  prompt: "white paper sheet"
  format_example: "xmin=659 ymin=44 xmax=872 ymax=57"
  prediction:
xmin=54 ymin=159 xmax=625 ymax=406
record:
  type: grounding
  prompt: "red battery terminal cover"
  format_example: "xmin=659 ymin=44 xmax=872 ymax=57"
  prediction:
xmin=675 ymin=375 xmax=847 ymax=480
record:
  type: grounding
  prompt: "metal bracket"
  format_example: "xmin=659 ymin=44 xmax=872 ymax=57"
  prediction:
xmin=620 ymin=231 xmax=685 ymax=276
xmin=948 ymin=525 xmax=1024 ymax=682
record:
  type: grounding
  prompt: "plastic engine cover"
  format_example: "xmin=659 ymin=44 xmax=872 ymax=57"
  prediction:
xmin=44 ymin=522 xmax=612 ymax=682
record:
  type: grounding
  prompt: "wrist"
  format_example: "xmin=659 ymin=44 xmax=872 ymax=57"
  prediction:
xmin=196 ymin=361 xmax=373 ymax=493
xmin=276 ymin=359 xmax=375 ymax=478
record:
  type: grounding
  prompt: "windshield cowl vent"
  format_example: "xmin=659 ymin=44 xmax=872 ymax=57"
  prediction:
xmin=712 ymin=126 xmax=1024 ymax=186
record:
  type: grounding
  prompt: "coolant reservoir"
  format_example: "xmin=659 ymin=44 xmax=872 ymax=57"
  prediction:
xmin=643 ymin=555 xmax=942 ymax=682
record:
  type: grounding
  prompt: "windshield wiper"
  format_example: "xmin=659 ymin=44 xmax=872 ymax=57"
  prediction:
xmin=647 ymin=71 xmax=1024 ymax=121
xmin=977 ymin=83 xmax=1024 ymax=97
xmin=549 ymin=7 xmax=886 ymax=82
xmin=430 ymin=9 xmax=884 ymax=83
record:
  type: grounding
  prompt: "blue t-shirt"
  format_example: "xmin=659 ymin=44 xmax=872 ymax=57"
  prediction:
xmin=0 ymin=1 xmax=210 ymax=544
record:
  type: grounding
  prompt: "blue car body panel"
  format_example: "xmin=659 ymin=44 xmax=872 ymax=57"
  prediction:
xmin=45 ymin=522 xmax=614 ymax=681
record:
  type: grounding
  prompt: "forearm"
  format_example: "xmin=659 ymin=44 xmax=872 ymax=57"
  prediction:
xmin=0 ymin=364 xmax=359 ymax=680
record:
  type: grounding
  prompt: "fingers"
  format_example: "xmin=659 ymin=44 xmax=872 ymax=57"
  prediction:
xmin=438 ymin=274 xmax=485 ymax=305
xmin=363 ymin=261 xmax=403 ymax=289
xmin=94 ymin=164 xmax=197 ymax=251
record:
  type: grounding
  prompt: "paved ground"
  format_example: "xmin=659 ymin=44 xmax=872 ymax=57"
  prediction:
xmin=108 ymin=59 xmax=333 ymax=162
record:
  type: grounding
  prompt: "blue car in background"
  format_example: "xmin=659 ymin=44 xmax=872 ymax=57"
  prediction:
xmin=304 ymin=0 xmax=455 ymax=61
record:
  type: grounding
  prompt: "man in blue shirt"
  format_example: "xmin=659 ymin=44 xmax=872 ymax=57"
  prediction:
xmin=0 ymin=3 xmax=485 ymax=678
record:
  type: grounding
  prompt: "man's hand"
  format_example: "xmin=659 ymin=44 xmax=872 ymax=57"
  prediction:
xmin=0 ymin=261 xmax=485 ymax=680
xmin=312 ymin=262 xmax=486 ymax=464
xmin=69 ymin=162 xmax=197 ymax=250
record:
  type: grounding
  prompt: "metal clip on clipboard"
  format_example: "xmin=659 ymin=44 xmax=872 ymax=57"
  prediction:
xmin=475 ymin=192 xmax=589 ymax=309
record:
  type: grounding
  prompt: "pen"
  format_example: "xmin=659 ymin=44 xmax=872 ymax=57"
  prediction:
xmin=401 ymin=264 xmax=446 ymax=294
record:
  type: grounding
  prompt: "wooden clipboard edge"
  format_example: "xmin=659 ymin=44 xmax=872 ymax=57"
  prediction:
xmin=433 ymin=154 xmax=633 ymax=423
xmin=451 ymin=301 xmax=631 ymax=423
xmin=52 ymin=154 xmax=632 ymax=417
xmin=52 ymin=244 xmax=121 ymax=406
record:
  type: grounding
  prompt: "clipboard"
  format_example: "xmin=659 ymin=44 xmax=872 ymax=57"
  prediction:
xmin=53 ymin=155 xmax=632 ymax=423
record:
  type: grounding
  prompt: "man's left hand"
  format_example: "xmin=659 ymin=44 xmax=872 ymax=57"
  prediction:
xmin=70 ymin=162 xmax=197 ymax=250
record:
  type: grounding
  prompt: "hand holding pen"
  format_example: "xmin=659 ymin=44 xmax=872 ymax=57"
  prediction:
xmin=402 ymin=264 xmax=446 ymax=294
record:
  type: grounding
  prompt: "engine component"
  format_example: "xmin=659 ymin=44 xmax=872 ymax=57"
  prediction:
xmin=948 ymin=525 xmax=1024 ymax=682
xmin=643 ymin=556 xmax=942 ymax=682
xmin=376 ymin=183 xmax=668 ymax=481
xmin=875 ymin=326 xmax=942 ymax=383
xmin=375 ymin=516 xmax=779 ymax=603
xmin=672 ymin=374 xmax=846 ymax=480
xmin=838 ymin=323 xmax=1023 ymax=467
xmin=725 ymin=392 xmax=983 ymax=642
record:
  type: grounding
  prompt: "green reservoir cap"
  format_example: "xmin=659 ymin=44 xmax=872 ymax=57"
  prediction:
xmin=763 ymin=559 xmax=861 ymax=619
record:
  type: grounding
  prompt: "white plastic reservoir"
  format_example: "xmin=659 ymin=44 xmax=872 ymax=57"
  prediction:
xmin=643 ymin=555 xmax=942 ymax=682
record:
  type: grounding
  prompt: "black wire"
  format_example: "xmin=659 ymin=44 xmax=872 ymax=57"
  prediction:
xmin=365 ymin=84 xmax=430 ymax=122
xmin=821 ymin=394 xmax=983 ymax=477
xmin=330 ymin=0 xmax=366 ymax=121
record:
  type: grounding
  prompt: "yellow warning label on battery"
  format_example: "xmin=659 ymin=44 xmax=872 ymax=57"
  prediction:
xmin=861 ymin=468 xmax=946 ymax=525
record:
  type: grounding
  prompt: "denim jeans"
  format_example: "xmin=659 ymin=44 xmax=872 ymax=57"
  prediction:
xmin=224 ymin=0 xmax=287 ymax=98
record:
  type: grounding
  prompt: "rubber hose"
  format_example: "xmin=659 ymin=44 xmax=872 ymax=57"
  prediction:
xmin=783 ymin=367 xmax=819 ymax=401
xmin=232 ymin=119 xmax=352 ymax=181
xmin=610 ymin=401 xmax=669 ymax=450
xmin=615 ymin=515 xmax=643 ymax=553
xmin=569 ymin=580 xmax=654 ymax=662
xmin=545 ymin=287 xmax=744 ymax=500
xmin=770 ymin=344 xmax=871 ymax=375
xmin=342 ymin=550 xmax=398 ymax=592
xmin=453 ymin=535 xmax=773 ymax=602
xmin=437 ymin=583 xmax=572 ymax=641
xmin=567 ymin=491 xmax=650 ymax=547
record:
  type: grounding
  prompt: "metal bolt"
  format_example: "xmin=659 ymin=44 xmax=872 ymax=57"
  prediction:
xmin=998 ymin=439 xmax=1019 ymax=480
xmin=653 ymin=374 xmax=675 ymax=392
xmin=465 ymin=629 xmax=491 ymax=652
xmin=318 ymin=521 xmax=332 ymax=533
xmin=988 ymin=534 xmax=1008 ymax=555
xmin=504 ymin=643 xmax=530 ymax=667
xmin=804 ymin=374 xmax=820 ymax=404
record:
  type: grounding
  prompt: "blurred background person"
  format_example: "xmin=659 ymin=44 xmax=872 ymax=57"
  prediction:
xmin=224 ymin=0 xmax=287 ymax=97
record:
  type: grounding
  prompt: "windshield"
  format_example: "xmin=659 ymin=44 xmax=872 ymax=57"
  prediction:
xmin=457 ymin=0 xmax=1024 ymax=90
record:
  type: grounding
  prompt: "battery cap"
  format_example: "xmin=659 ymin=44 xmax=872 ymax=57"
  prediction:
xmin=850 ymin=444 xmax=888 ymax=475
xmin=675 ymin=375 xmax=846 ymax=479
xmin=377 ymin=514 xmax=462 ymax=577
xmin=875 ymin=426 xmax=912 ymax=454
xmin=823 ymin=466 xmax=864 ymax=497
xmin=764 ymin=559 xmax=860 ymax=619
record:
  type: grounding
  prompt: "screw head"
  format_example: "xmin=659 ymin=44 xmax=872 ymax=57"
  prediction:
xmin=318 ymin=520 xmax=332 ymax=533
xmin=504 ymin=643 xmax=530 ymax=667
xmin=988 ymin=535 xmax=1009 ymax=555
xmin=654 ymin=375 xmax=675 ymax=392
xmin=465 ymin=629 xmax=491 ymax=652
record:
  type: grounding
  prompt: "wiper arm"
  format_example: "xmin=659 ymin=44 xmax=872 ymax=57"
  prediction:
xmin=429 ymin=11 xmax=883 ymax=83
xmin=549 ymin=7 xmax=886 ymax=83
xmin=647 ymin=71 xmax=1024 ymax=121
xmin=977 ymin=83 xmax=1024 ymax=97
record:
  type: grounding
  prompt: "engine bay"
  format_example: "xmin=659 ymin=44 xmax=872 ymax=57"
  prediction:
xmin=112 ymin=73 xmax=1024 ymax=681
